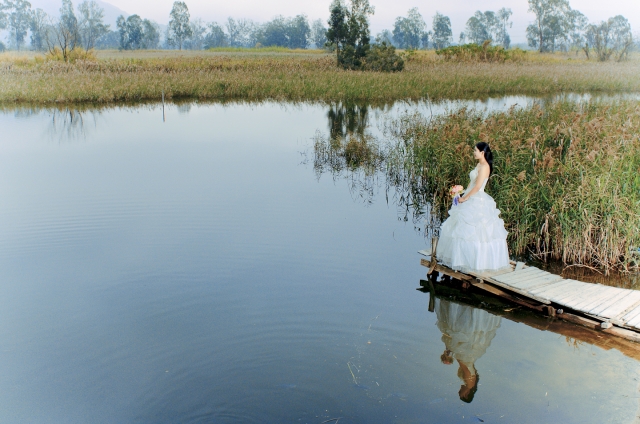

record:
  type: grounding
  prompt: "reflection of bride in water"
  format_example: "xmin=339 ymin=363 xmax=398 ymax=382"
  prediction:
xmin=435 ymin=298 xmax=501 ymax=403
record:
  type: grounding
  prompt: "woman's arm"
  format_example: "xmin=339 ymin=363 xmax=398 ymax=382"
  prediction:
xmin=459 ymin=165 xmax=490 ymax=203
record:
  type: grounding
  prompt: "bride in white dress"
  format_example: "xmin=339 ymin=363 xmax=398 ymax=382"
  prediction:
xmin=436 ymin=142 xmax=510 ymax=273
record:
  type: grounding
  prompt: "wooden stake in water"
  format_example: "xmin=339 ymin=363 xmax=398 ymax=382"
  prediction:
xmin=162 ymin=91 xmax=165 ymax=122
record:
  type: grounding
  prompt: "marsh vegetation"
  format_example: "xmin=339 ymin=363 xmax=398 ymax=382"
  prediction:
xmin=313 ymin=100 xmax=640 ymax=273
xmin=1 ymin=50 xmax=639 ymax=104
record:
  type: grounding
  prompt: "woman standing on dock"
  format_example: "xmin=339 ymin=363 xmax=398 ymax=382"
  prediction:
xmin=436 ymin=142 xmax=510 ymax=273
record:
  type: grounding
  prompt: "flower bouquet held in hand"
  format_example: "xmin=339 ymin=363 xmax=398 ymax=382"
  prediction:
xmin=449 ymin=185 xmax=464 ymax=206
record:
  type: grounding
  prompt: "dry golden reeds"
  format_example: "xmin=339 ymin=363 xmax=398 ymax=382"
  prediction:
xmin=0 ymin=51 xmax=638 ymax=104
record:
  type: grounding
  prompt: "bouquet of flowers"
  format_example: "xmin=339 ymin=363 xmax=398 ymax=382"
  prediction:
xmin=449 ymin=185 xmax=464 ymax=206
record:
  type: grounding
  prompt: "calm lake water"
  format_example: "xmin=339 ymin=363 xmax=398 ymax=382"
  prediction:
xmin=1 ymin=99 xmax=639 ymax=423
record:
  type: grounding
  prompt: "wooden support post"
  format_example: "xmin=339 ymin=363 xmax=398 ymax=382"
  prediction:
xmin=427 ymin=237 xmax=439 ymax=275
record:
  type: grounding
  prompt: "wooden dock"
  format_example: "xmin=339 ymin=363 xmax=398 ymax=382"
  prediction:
xmin=419 ymin=247 xmax=640 ymax=344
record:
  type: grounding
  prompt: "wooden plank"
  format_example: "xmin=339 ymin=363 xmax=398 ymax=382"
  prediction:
xmin=589 ymin=289 xmax=639 ymax=319
xmin=559 ymin=285 xmax=611 ymax=309
xmin=485 ymin=278 xmax=551 ymax=304
xmin=571 ymin=286 xmax=620 ymax=312
xmin=589 ymin=290 xmax=640 ymax=317
xmin=624 ymin=312 xmax=640 ymax=329
xmin=493 ymin=267 xmax=544 ymax=282
xmin=524 ymin=280 xmax=573 ymax=300
xmin=528 ymin=278 xmax=577 ymax=296
xmin=568 ymin=286 xmax=623 ymax=311
xmin=620 ymin=304 xmax=640 ymax=324
xmin=555 ymin=283 xmax=609 ymax=307
xmin=476 ymin=267 xmax=515 ymax=279
xmin=570 ymin=287 xmax=626 ymax=313
xmin=493 ymin=267 xmax=545 ymax=284
xmin=530 ymin=280 xmax=584 ymax=299
xmin=604 ymin=290 xmax=640 ymax=321
xmin=507 ymin=273 xmax=560 ymax=289
xmin=543 ymin=280 xmax=602 ymax=303
xmin=501 ymin=270 xmax=553 ymax=287
xmin=580 ymin=288 xmax=631 ymax=316
xmin=517 ymin=275 xmax=565 ymax=291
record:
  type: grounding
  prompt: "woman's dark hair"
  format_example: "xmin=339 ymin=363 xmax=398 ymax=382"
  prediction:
xmin=475 ymin=142 xmax=493 ymax=175
xmin=459 ymin=372 xmax=479 ymax=404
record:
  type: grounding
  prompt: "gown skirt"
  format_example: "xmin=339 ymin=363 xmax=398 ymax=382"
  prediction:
xmin=436 ymin=186 xmax=511 ymax=273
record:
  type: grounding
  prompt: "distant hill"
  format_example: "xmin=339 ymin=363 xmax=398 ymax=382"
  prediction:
xmin=28 ymin=0 xmax=129 ymax=28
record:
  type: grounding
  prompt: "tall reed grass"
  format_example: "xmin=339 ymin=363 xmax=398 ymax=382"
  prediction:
xmin=314 ymin=100 xmax=640 ymax=273
xmin=0 ymin=52 xmax=638 ymax=104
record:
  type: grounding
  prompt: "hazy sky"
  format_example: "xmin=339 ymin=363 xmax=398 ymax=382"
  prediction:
xmin=33 ymin=0 xmax=640 ymax=44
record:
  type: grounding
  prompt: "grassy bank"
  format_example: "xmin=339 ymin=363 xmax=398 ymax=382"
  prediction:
xmin=0 ymin=50 xmax=638 ymax=104
xmin=314 ymin=100 xmax=640 ymax=273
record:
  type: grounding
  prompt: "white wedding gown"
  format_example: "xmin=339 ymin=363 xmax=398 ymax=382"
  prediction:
xmin=436 ymin=166 xmax=511 ymax=273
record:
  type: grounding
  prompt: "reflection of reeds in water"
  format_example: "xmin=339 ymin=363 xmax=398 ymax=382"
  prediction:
xmin=314 ymin=100 xmax=640 ymax=274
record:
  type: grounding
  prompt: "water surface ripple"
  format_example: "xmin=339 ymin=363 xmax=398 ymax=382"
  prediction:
xmin=0 ymin=99 xmax=638 ymax=423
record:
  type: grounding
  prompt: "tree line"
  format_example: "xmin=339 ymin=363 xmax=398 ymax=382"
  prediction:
xmin=0 ymin=0 xmax=635 ymax=61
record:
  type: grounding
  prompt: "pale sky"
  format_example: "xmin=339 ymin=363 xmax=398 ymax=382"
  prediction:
xmin=32 ymin=0 xmax=640 ymax=44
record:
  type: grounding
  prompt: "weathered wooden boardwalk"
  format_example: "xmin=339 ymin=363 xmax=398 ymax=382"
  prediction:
xmin=419 ymin=249 xmax=640 ymax=343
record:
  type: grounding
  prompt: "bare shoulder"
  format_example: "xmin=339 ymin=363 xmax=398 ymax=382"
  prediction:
xmin=478 ymin=163 xmax=491 ymax=177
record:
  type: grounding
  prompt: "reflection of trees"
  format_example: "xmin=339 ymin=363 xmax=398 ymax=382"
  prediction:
xmin=313 ymin=103 xmax=439 ymax=233
xmin=313 ymin=103 xmax=385 ymax=205
xmin=49 ymin=108 xmax=91 ymax=142
xmin=327 ymin=102 xmax=369 ymax=140
xmin=1 ymin=106 xmax=94 ymax=142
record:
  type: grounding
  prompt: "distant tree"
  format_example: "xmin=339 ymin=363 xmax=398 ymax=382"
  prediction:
xmin=141 ymin=19 xmax=159 ymax=49
xmin=585 ymin=15 xmax=633 ymax=61
xmin=496 ymin=7 xmax=513 ymax=49
xmin=432 ymin=12 xmax=452 ymax=49
xmin=393 ymin=7 xmax=427 ymax=49
xmin=527 ymin=0 xmax=582 ymax=52
xmin=256 ymin=15 xmax=288 ymax=47
xmin=465 ymin=10 xmax=510 ymax=46
xmin=0 ymin=2 xmax=8 ymax=31
xmin=376 ymin=29 xmax=393 ymax=45
xmin=326 ymin=0 xmax=347 ymax=61
xmin=167 ymin=1 xmax=192 ymax=50
xmin=203 ymin=22 xmax=227 ymax=48
xmin=5 ymin=0 xmax=32 ymax=50
xmin=342 ymin=0 xmax=375 ymax=68
xmin=95 ymin=29 xmax=119 ymax=49
xmin=326 ymin=0 xmax=376 ymax=68
xmin=29 ymin=7 xmax=48 ymax=50
xmin=225 ymin=17 xmax=256 ymax=47
xmin=464 ymin=14 xmax=491 ymax=45
xmin=46 ymin=4 xmax=82 ymax=60
xmin=184 ymin=17 xmax=206 ymax=49
xmin=253 ymin=15 xmax=309 ymax=49
xmin=287 ymin=14 xmax=310 ymax=49
xmin=59 ymin=0 xmax=79 ymax=50
xmin=78 ymin=0 xmax=109 ymax=50
xmin=0 ymin=41 xmax=5 ymax=51
xmin=310 ymin=18 xmax=327 ymax=49
xmin=116 ymin=14 xmax=143 ymax=50
xmin=568 ymin=10 xmax=588 ymax=53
